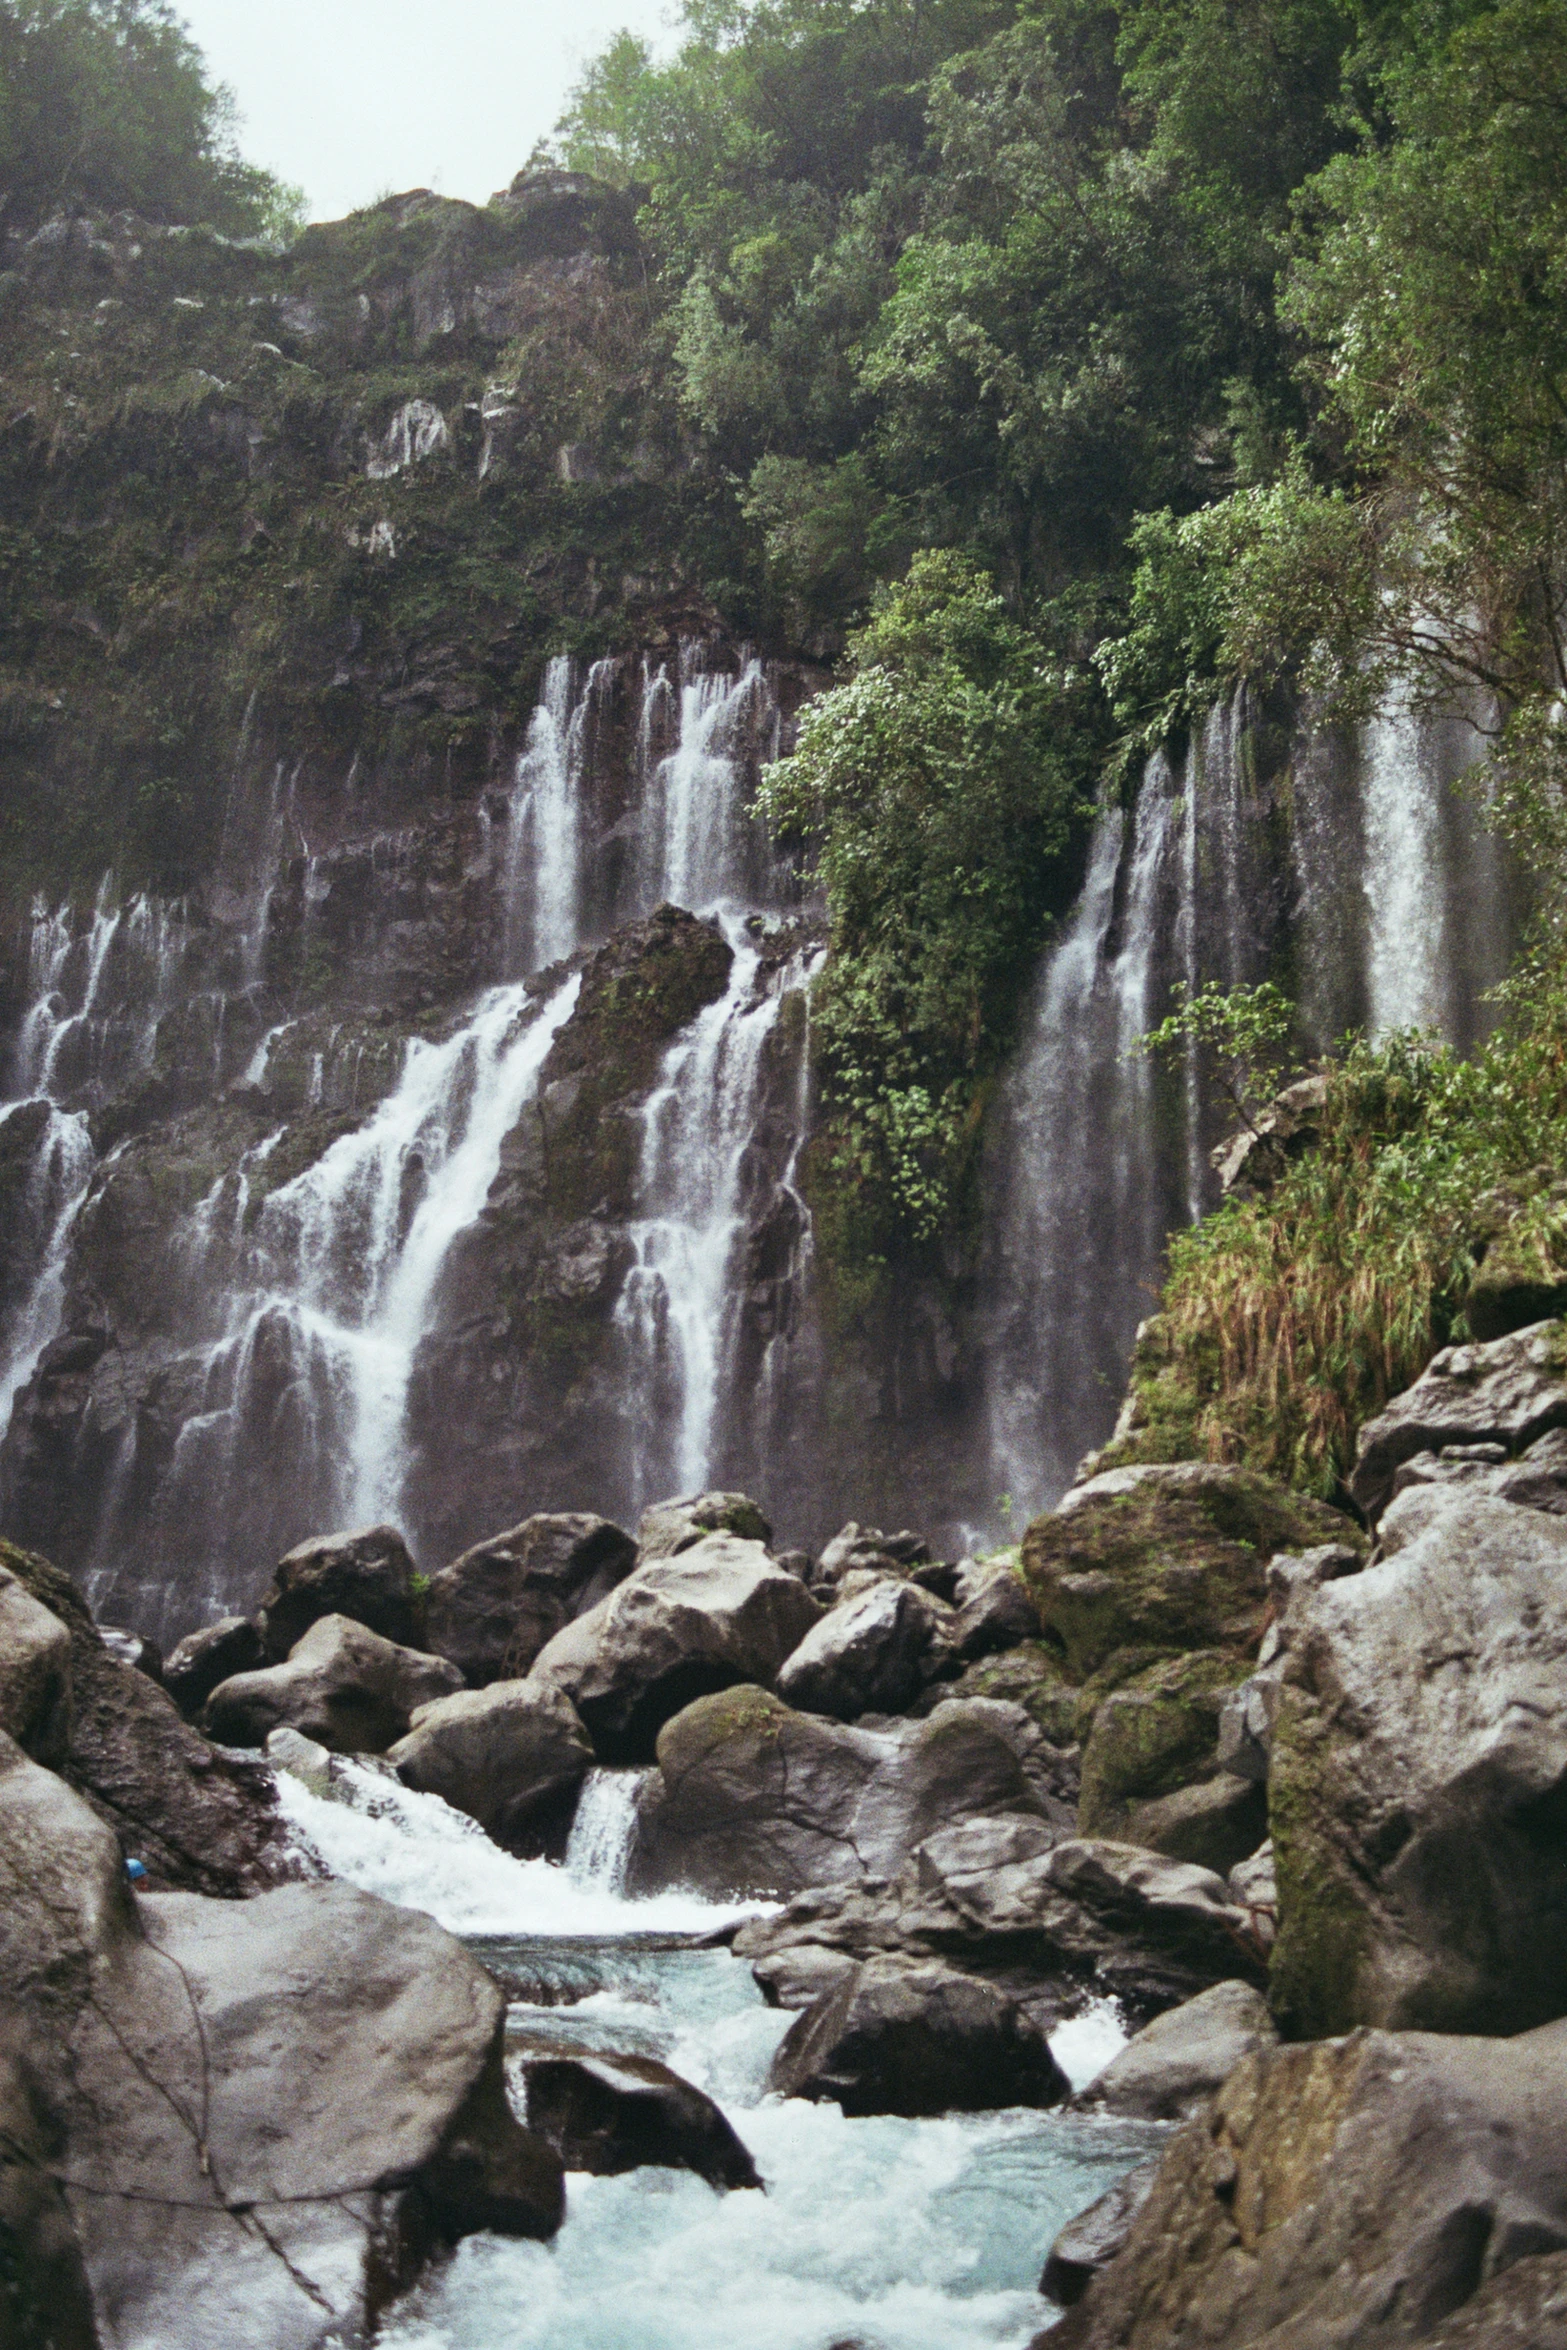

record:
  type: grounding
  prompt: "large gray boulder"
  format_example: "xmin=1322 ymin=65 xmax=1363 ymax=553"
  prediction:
xmin=629 ymin=1686 xmax=1047 ymax=1897
xmin=733 ymin=1814 xmax=1263 ymax=2018
xmin=205 ymin=1612 xmax=463 ymax=1754
xmin=948 ymin=1556 xmax=1042 ymax=1660
xmin=257 ymin=1523 xmax=427 ymax=1660
xmin=519 ymin=2050 xmax=761 ymax=2189
xmin=163 ymin=1614 xmax=266 ymax=1719
xmin=530 ymin=1534 xmax=821 ymax=1762
xmin=1349 ymin=1319 xmax=1567 ymax=1518
xmin=423 ymin=1511 xmax=637 ymax=1686
xmin=388 ymin=1676 xmax=593 ymax=1851
xmin=1040 ymin=2021 xmax=1567 ymax=2350
xmin=0 ymin=1557 xmax=72 ymax=1762
xmin=635 ymin=1491 xmax=771 ymax=1560
xmin=0 ymin=1731 xmax=563 ymax=2350
xmin=1074 ymin=1979 xmax=1276 ymax=2121
xmin=1269 ymin=1486 xmax=1567 ymax=2039
xmin=2 ymin=1539 xmax=284 ymax=1895
xmin=768 ymin=1954 xmax=1069 ymax=2116
xmin=775 ymin=1577 xmax=955 ymax=1720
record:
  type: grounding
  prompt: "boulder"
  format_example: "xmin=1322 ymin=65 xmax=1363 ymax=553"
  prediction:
xmin=1349 ymin=1319 xmax=1567 ymax=1519
xmin=767 ymin=1954 xmax=1070 ymax=2116
xmin=519 ymin=2050 xmax=761 ymax=2189
xmin=0 ymin=1559 xmax=73 ymax=1762
xmin=424 ymin=1511 xmax=637 ymax=1686
xmin=530 ymin=1534 xmax=821 ymax=1763
xmin=938 ymin=1640 xmax=1082 ymax=1747
xmin=1 ymin=1539 xmax=284 ymax=1895
xmin=1041 ymin=2163 xmax=1161 ymax=2309
xmin=1074 ymin=1980 xmax=1276 ymax=2121
xmin=636 ymin=1491 xmax=771 ymax=1560
xmin=1021 ymin=1464 xmax=1360 ymax=1679
xmin=163 ymin=1613 xmax=266 ymax=1718
xmin=733 ymin=1817 xmax=1265 ymax=2020
xmin=1040 ymin=2022 xmax=1567 ymax=2350
xmin=0 ymin=1732 xmax=563 ymax=2350
xmin=948 ymin=1556 xmax=1042 ymax=1660
xmin=1386 ymin=1425 xmax=1567 ymax=1521
xmin=257 ymin=1522 xmax=427 ymax=1660
xmin=388 ymin=1676 xmax=592 ymax=1851
xmin=1269 ymin=1488 xmax=1567 ymax=2038
xmin=775 ymin=1578 xmax=955 ymax=1721
xmin=816 ymin=1522 xmax=930 ymax=1586
xmin=629 ymin=1686 xmax=1048 ymax=1897
xmin=205 ymin=1613 xmax=463 ymax=1754
xmin=1077 ymin=1649 xmax=1261 ymax=1873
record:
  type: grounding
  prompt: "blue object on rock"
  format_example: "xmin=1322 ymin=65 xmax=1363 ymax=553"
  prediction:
xmin=125 ymin=1857 xmax=147 ymax=1882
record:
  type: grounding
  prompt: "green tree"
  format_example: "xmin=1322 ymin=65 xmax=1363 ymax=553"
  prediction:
xmin=759 ymin=549 xmax=1094 ymax=1247
xmin=0 ymin=0 xmax=298 ymax=234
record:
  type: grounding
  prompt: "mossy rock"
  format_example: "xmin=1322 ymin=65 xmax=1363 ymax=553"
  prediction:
xmin=1020 ymin=1464 xmax=1362 ymax=1681
xmin=1077 ymin=1648 xmax=1252 ymax=1840
xmin=943 ymin=1641 xmax=1080 ymax=1746
xmin=1463 ymin=1224 xmax=1567 ymax=1344
xmin=1266 ymin=1685 xmax=1375 ymax=2041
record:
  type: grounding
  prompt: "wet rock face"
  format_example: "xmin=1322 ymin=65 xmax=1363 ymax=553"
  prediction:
xmin=259 ymin=1522 xmax=427 ymax=1659
xmin=1 ymin=1539 xmax=285 ymax=1895
xmin=1269 ymin=1485 xmax=1567 ymax=2039
xmin=767 ymin=1954 xmax=1070 ymax=2117
xmin=1040 ymin=2023 xmax=1567 ymax=2350
xmin=423 ymin=1512 xmax=637 ymax=1686
xmin=0 ymin=1728 xmax=564 ymax=2350
xmin=631 ymin=1689 xmax=1049 ymax=1899
xmin=519 ymin=2050 xmax=762 ymax=2191
xmin=389 ymin=1676 xmax=593 ymax=1853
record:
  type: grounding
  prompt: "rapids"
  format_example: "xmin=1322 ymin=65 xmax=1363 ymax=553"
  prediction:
xmin=276 ymin=1756 xmax=1154 ymax=2350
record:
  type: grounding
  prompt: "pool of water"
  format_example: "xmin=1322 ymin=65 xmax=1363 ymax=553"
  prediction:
xmin=278 ymin=1762 xmax=1163 ymax=2350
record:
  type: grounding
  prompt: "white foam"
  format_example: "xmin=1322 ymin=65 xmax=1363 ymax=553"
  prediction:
xmin=1048 ymin=1998 xmax=1130 ymax=2094
xmin=273 ymin=1760 xmax=754 ymax=1939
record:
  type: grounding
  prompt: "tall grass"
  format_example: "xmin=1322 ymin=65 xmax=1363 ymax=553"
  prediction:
xmin=1134 ymin=1008 xmax=1567 ymax=1495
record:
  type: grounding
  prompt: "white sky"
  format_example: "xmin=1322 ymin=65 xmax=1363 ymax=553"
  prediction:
xmin=176 ymin=0 xmax=680 ymax=223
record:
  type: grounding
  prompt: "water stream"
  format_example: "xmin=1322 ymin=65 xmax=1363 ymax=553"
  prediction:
xmin=275 ymin=1759 xmax=1154 ymax=2350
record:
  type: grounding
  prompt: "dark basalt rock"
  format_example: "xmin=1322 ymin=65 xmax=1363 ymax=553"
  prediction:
xmin=207 ymin=1612 xmax=463 ymax=1755
xmin=531 ymin=1535 xmax=821 ymax=1765
xmin=1041 ymin=2163 xmax=1161 ymax=2308
xmin=0 ymin=1538 xmax=285 ymax=1895
xmin=389 ymin=1676 xmax=593 ymax=1852
xmin=767 ymin=1954 xmax=1070 ymax=2117
xmin=258 ymin=1522 xmax=427 ymax=1659
xmin=424 ymin=1511 xmax=637 ymax=1686
xmin=164 ymin=1614 xmax=266 ymax=1719
xmin=775 ymin=1577 xmax=955 ymax=1722
xmin=630 ymin=1688 xmax=1048 ymax=1898
xmin=519 ymin=2050 xmax=762 ymax=2190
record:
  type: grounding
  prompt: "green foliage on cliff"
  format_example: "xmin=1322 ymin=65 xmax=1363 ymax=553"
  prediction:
xmin=0 ymin=0 xmax=300 ymax=234
xmin=758 ymin=551 xmax=1091 ymax=1245
xmin=1112 ymin=1000 xmax=1567 ymax=1493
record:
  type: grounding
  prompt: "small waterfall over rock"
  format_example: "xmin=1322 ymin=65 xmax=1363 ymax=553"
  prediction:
xmin=617 ymin=917 xmax=819 ymax=1512
xmin=982 ymin=691 xmax=1517 ymax=1520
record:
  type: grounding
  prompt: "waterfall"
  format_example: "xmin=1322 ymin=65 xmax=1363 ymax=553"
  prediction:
xmin=983 ymin=786 xmax=1181 ymax=1519
xmin=563 ymin=1767 xmax=653 ymax=1895
xmin=144 ymin=974 xmax=581 ymax=1589
xmin=616 ymin=920 xmax=813 ymax=1509
xmin=505 ymin=656 xmax=618 ymax=972
xmin=640 ymin=653 xmax=777 ymax=910
xmin=981 ymin=685 xmax=1516 ymax=1523
xmin=0 ymin=1103 xmax=94 ymax=1443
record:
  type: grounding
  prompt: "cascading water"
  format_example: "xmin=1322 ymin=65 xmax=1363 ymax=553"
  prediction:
xmin=0 ymin=1102 xmax=94 ymax=1441
xmin=982 ymin=687 xmax=1516 ymax=1522
xmin=122 ymin=972 xmax=580 ymax=1620
xmin=617 ymin=919 xmax=814 ymax=1511
xmin=983 ymin=783 xmax=1184 ymax=1520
